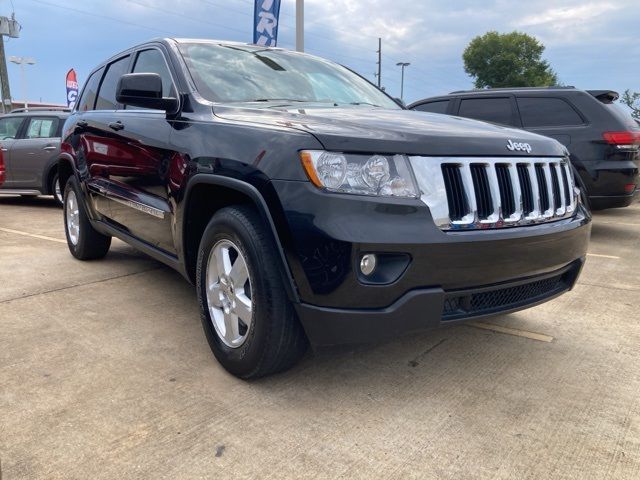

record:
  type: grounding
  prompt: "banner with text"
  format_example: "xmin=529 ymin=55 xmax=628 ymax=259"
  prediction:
xmin=253 ymin=0 xmax=281 ymax=47
xmin=66 ymin=69 xmax=78 ymax=109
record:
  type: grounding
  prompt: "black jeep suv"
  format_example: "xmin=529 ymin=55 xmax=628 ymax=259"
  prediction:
xmin=409 ymin=87 xmax=640 ymax=209
xmin=410 ymin=87 xmax=640 ymax=210
xmin=59 ymin=39 xmax=591 ymax=378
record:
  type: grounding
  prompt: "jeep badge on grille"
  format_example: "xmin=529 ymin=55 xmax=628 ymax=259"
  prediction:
xmin=506 ymin=139 xmax=532 ymax=153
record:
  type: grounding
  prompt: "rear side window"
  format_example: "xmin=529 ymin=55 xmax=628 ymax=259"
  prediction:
xmin=0 ymin=116 xmax=24 ymax=139
xmin=25 ymin=117 xmax=59 ymax=138
xmin=132 ymin=49 xmax=175 ymax=97
xmin=77 ymin=67 xmax=104 ymax=112
xmin=95 ymin=55 xmax=131 ymax=110
xmin=413 ymin=100 xmax=450 ymax=114
xmin=458 ymin=97 xmax=514 ymax=126
xmin=517 ymin=97 xmax=583 ymax=127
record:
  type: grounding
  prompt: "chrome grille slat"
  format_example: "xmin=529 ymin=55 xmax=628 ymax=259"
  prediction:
xmin=542 ymin=162 xmax=555 ymax=219
xmin=409 ymin=156 xmax=577 ymax=231
xmin=505 ymin=163 xmax=523 ymax=222
xmin=553 ymin=163 xmax=567 ymax=216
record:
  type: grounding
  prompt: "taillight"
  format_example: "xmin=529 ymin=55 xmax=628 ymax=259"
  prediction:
xmin=0 ymin=148 xmax=5 ymax=186
xmin=602 ymin=131 xmax=640 ymax=147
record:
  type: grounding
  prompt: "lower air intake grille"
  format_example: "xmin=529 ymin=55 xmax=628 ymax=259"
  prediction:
xmin=442 ymin=273 xmax=567 ymax=320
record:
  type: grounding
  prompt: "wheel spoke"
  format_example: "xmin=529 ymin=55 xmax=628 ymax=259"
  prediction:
xmin=234 ymin=293 xmax=252 ymax=326
xmin=223 ymin=313 xmax=240 ymax=342
xmin=208 ymin=282 xmax=222 ymax=307
xmin=229 ymin=256 xmax=248 ymax=286
xmin=215 ymin=245 xmax=232 ymax=277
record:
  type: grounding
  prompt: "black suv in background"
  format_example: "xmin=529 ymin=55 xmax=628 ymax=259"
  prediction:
xmin=410 ymin=87 xmax=640 ymax=209
xmin=59 ymin=39 xmax=591 ymax=378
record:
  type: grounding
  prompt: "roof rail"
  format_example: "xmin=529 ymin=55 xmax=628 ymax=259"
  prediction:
xmin=449 ymin=86 xmax=576 ymax=94
xmin=9 ymin=107 xmax=71 ymax=113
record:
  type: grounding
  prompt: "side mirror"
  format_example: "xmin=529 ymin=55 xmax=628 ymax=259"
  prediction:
xmin=116 ymin=73 xmax=178 ymax=112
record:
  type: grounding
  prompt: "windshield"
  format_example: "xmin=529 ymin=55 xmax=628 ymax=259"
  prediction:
xmin=178 ymin=42 xmax=399 ymax=109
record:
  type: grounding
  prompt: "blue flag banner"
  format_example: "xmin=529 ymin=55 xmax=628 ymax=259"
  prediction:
xmin=253 ymin=0 xmax=281 ymax=47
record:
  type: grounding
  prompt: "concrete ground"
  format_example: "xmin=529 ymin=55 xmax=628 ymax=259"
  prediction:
xmin=0 ymin=195 xmax=639 ymax=480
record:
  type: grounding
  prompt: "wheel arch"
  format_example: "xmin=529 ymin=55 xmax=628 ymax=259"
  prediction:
xmin=57 ymin=154 xmax=75 ymax=193
xmin=182 ymin=174 xmax=300 ymax=303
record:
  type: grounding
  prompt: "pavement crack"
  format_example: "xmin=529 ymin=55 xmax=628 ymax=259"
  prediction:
xmin=0 ymin=267 xmax=163 ymax=304
xmin=408 ymin=338 xmax=447 ymax=367
xmin=577 ymin=281 xmax=640 ymax=293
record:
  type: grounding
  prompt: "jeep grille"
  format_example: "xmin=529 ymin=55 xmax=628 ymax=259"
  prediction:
xmin=409 ymin=157 xmax=578 ymax=230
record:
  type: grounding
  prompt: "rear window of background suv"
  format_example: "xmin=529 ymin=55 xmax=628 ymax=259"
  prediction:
xmin=516 ymin=97 xmax=584 ymax=128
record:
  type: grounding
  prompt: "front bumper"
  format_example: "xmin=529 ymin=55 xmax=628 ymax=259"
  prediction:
xmin=271 ymin=180 xmax=591 ymax=346
xmin=296 ymin=259 xmax=583 ymax=346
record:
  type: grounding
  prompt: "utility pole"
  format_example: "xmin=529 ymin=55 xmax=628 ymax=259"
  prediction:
xmin=396 ymin=62 xmax=410 ymax=102
xmin=0 ymin=36 xmax=11 ymax=113
xmin=0 ymin=14 xmax=20 ymax=113
xmin=375 ymin=37 xmax=381 ymax=87
xmin=295 ymin=0 xmax=304 ymax=52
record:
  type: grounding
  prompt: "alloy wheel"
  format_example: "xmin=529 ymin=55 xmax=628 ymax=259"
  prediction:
xmin=66 ymin=190 xmax=80 ymax=245
xmin=206 ymin=239 xmax=253 ymax=348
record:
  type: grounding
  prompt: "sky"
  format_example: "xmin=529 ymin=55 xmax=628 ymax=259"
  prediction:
xmin=3 ymin=0 xmax=640 ymax=106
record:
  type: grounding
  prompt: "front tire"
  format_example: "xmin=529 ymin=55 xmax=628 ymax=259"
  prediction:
xmin=196 ymin=206 xmax=307 ymax=379
xmin=64 ymin=177 xmax=111 ymax=260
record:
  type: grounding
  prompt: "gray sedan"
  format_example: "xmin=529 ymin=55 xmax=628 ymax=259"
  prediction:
xmin=0 ymin=109 xmax=69 ymax=205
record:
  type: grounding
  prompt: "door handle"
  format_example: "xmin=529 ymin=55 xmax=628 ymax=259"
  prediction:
xmin=108 ymin=121 xmax=124 ymax=131
xmin=43 ymin=146 xmax=56 ymax=151
xmin=1 ymin=147 xmax=7 ymax=152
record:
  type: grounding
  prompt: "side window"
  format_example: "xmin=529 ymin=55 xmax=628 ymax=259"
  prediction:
xmin=77 ymin=67 xmax=104 ymax=112
xmin=413 ymin=100 xmax=450 ymax=114
xmin=95 ymin=55 xmax=131 ymax=110
xmin=0 ymin=117 xmax=24 ymax=139
xmin=25 ymin=117 xmax=59 ymax=139
xmin=458 ymin=97 xmax=515 ymax=126
xmin=132 ymin=49 xmax=175 ymax=97
xmin=517 ymin=97 xmax=584 ymax=127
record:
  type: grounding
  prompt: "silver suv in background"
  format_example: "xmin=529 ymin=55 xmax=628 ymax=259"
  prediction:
xmin=0 ymin=108 xmax=70 ymax=205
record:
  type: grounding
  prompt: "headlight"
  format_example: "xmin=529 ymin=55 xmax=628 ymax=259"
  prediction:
xmin=300 ymin=150 xmax=419 ymax=198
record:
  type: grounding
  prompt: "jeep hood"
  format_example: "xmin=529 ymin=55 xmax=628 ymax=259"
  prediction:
xmin=213 ymin=105 xmax=566 ymax=157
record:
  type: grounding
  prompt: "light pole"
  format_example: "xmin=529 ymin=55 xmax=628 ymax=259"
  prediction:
xmin=396 ymin=62 xmax=410 ymax=102
xmin=9 ymin=56 xmax=35 ymax=109
xmin=296 ymin=0 xmax=304 ymax=52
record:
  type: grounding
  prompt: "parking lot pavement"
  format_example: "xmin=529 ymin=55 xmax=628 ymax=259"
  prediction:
xmin=1 ymin=195 xmax=639 ymax=480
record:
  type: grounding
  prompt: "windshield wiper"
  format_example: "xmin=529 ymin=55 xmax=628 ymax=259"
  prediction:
xmin=248 ymin=98 xmax=309 ymax=103
xmin=348 ymin=102 xmax=383 ymax=107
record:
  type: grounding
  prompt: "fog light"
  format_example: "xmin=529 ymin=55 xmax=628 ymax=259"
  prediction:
xmin=360 ymin=254 xmax=377 ymax=276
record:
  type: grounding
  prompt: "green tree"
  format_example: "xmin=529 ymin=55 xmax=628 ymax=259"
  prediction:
xmin=621 ymin=90 xmax=640 ymax=120
xmin=463 ymin=31 xmax=558 ymax=88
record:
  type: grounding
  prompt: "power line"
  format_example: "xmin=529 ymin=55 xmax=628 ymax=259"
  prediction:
xmin=26 ymin=0 xmax=170 ymax=34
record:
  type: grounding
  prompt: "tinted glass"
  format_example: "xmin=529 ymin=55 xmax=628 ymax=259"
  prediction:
xmin=517 ymin=97 xmax=583 ymax=127
xmin=413 ymin=100 xmax=450 ymax=114
xmin=77 ymin=67 xmax=104 ymax=112
xmin=133 ymin=49 xmax=175 ymax=97
xmin=0 ymin=117 xmax=24 ymax=139
xmin=95 ymin=56 xmax=131 ymax=110
xmin=25 ymin=117 xmax=59 ymax=139
xmin=178 ymin=42 xmax=399 ymax=108
xmin=458 ymin=97 xmax=514 ymax=125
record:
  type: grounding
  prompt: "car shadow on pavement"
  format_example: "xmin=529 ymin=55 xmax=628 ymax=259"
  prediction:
xmin=0 ymin=195 xmax=60 ymax=209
